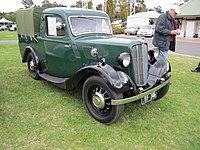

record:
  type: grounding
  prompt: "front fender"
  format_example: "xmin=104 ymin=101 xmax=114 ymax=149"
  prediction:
xmin=67 ymin=63 xmax=133 ymax=92
xmin=148 ymin=56 xmax=171 ymax=86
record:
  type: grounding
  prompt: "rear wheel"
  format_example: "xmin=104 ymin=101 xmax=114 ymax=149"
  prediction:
xmin=27 ymin=52 xmax=39 ymax=80
xmin=82 ymin=76 xmax=124 ymax=124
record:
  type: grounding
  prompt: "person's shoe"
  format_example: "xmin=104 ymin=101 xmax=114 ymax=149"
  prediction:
xmin=191 ymin=62 xmax=200 ymax=72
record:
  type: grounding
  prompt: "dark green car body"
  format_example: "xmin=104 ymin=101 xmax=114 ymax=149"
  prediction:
xmin=16 ymin=7 xmax=171 ymax=124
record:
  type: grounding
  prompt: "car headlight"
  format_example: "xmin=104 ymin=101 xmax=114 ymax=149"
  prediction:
xmin=117 ymin=52 xmax=131 ymax=67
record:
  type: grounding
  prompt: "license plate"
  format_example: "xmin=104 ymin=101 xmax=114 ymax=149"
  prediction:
xmin=141 ymin=92 xmax=157 ymax=105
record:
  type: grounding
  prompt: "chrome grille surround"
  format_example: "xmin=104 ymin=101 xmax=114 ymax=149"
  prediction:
xmin=131 ymin=44 xmax=148 ymax=86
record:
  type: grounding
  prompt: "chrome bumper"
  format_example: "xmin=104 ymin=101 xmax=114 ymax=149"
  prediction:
xmin=111 ymin=77 xmax=171 ymax=105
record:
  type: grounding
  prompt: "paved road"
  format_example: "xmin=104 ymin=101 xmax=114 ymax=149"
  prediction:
xmin=145 ymin=37 xmax=200 ymax=58
xmin=115 ymin=35 xmax=200 ymax=58
xmin=0 ymin=40 xmax=17 ymax=44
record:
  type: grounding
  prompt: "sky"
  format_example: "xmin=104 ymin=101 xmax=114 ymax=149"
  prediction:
xmin=0 ymin=0 xmax=180 ymax=13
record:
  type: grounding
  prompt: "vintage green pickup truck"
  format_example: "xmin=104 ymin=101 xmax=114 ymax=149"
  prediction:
xmin=16 ymin=7 xmax=171 ymax=124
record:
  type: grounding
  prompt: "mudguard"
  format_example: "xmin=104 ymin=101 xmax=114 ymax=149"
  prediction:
xmin=22 ymin=46 xmax=39 ymax=65
xmin=148 ymin=56 xmax=171 ymax=86
xmin=66 ymin=62 xmax=134 ymax=92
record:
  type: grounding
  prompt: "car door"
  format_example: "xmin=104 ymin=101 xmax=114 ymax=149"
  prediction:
xmin=43 ymin=15 xmax=80 ymax=77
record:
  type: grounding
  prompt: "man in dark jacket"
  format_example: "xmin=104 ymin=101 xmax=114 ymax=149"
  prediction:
xmin=153 ymin=5 xmax=181 ymax=59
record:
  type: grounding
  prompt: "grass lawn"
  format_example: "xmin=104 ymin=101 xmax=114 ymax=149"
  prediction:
xmin=0 ymin=30 xmax=18 ymax=40
xmin=0 ymin=44 xmax=200 ymax=149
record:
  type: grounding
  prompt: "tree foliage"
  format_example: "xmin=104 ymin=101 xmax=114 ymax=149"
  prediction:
xmin=118 ymin=0 xmax=129 ymax=22
xmin=88 ymin=0 xmax=93 ymax=9
xmin=0 ymin=12 xmax=16 ymax=22
xmin=106 ymin=0 xmax=115 ymax=22
xmin=41 ymin=0 xmax=66 ymax=8
xmin=135 ymin=0 xmax=147 ymax=13
xmin=96 ymin=4 xmax=103 ymax=11
xmin=76 ymin=0 xmax=83 ymax=8
xmin=152 ymin=6 xmax=163 ymax=13
xmin=21 ymin=0 xmax=34 ymax=8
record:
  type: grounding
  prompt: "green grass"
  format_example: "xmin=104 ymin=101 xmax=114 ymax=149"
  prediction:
xmin=0 ymin=44 xmax=200 ymax=149
xmin=0 ymin=30 xmax=18 ymax=40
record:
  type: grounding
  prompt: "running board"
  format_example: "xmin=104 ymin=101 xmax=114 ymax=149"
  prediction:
xmin=39 ymin=73 xmax=69 ymax=89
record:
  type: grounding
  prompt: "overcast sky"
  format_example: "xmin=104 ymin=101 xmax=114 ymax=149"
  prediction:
xmin=0 ymin=0 xmax=180 ymax=12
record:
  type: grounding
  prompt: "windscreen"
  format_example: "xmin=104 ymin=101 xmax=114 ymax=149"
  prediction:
xmin=69 ymin=16 xmax=112 ymax=36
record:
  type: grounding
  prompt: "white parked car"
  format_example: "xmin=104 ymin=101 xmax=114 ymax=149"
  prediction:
xmin=9 ymin=24 xmax=16 ymax=31
xmin=124 ymin=26 xmax=139 ymax=35
xmin=137 ymin=25 xmax=155 ymax=37
xmin=0 ymin=25 xmax=7 ymax=31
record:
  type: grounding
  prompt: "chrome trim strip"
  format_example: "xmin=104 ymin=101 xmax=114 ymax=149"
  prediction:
xmin=111 ymin=77 xmax=171 ymax=105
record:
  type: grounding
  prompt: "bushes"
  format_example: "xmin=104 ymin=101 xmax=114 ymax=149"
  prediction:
xmin=112 ymin=24 xmax=124 ymax=34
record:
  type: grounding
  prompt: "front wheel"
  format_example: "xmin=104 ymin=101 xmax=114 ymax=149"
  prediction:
xmin=82 ymin=76 xmax=124 ymax=124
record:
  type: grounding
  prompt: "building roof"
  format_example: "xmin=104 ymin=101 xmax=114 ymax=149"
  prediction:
xmin=0 ymin=18 xmax=12 ymax=23
xmin=128 ymin=11 xmax=160 ymax=19
xmin=177 ymin=0 xmax=200 ymax=18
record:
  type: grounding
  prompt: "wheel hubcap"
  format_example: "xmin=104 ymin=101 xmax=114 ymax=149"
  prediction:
xmin=92 ymin=92 xmax=105 ymax=109
xmin=29 ymin=60 xmax=35 ymax=71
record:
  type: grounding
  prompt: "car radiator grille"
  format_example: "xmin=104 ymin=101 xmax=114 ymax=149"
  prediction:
xmin=131 ymin=44 xmax=148 ymax=86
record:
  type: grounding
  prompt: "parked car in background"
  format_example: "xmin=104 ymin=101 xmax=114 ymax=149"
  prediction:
xmin=0 ymin=25 xmax=7 ymax=31
xmin=9 ymin=24 xmax=16 ymax=31
xmin=137 ymin=25 xmax=155 ymax=37
xmin=124 ymin=25 xmax=139 ymax=35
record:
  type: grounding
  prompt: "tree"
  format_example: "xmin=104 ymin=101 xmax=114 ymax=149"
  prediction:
xmin=154 ymin=6 xmax=163 ymax=13
xmin=0 ymin=12 xmax=16 ymax=22
xmin=106 ymin=0 xmax=115 ymax=22
xmin=42 ymin=0 xmax=51 ymax=7
xmin=76 ymin=0 xmax=83 ymax=8
xmin=96 ymin=4 xmax=103 ymax=11
xmin=118 ymin=0 xmax=129 ymax=22
xmin=42 ymin=0 xmax=65 ymax=8
xmin=129 ymin=0 xmax=147 ymax=14
xmin=21 ymin=0 xmax=34 ymax=8
xmin=135 ymin=0 xmax=147 ymax=13
xmin=178 ymin=0 xmax=189 ymax=6
xmin=88 ymin=0 xmax=93 ymax=9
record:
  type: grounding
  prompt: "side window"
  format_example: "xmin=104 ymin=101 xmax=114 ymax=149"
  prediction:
xmin=46 ymin=16 xmax=65 ymax=36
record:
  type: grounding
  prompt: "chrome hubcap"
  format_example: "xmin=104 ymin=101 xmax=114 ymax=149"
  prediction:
xmin=29 ymin=60 xmax=35 ymax=71
xmin=92 ymin=92 xmax=105 ymax=109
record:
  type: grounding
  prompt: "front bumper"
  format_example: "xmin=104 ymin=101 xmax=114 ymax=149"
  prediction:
xmin=111 ymin=76 xmax=171 ymax=105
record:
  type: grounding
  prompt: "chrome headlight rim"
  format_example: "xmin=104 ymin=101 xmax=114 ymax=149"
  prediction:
xmin=117 ymin=52 xmax=131 ymax=67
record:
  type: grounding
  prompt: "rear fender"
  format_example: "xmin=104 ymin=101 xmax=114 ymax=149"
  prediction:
xmin=22 ymin=46 xmax=39 ymax=65
xmin=22 ymin=46 xmax=42 ymax=72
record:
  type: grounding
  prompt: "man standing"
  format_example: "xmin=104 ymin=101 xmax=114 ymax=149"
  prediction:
xmin=152 ymin=5 xmax=181 ymax=59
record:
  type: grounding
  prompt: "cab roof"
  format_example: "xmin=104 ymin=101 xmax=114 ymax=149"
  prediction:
xmin=43 ymin=7 xmax=109 ymax=18
xmin=16 ymin=7 xmax=109 ymax=37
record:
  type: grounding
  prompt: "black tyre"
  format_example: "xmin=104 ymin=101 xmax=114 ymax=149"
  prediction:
xmin=27 ymin=52 xmax=40 ymax=80
xmin=82 ymin=76 xmax=124 ymax=124
xmin=155 ymin=74 xmax=170 ymax=100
